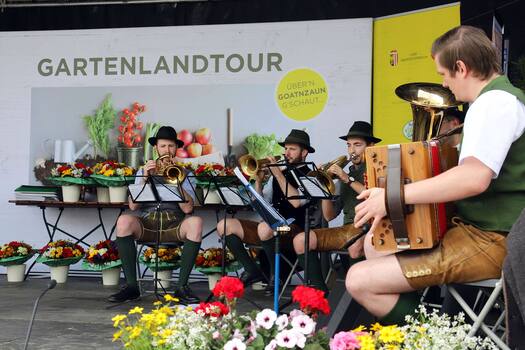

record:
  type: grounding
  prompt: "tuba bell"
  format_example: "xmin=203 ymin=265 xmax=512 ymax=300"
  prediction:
xmin=155 ymin=154 xmax=186 ymax=184
xmin=238 ymin=154 xmax=282 ymax=177
xmin=308 ymin=155 xmax=350 ymax=194
xmin=395 ymin=82 xmax=461 ymax=141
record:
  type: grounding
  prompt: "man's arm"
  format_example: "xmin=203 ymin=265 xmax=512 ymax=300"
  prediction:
xmin=354 ymin=157 xmax=493 ymax=233
xmin=178 ymin=188 xmax=194 ymax=214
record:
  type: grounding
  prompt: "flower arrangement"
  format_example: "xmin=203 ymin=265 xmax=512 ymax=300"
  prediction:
xmin=118 ymin=102 xmax=145 ymax=148
xmin=195 ymin=248 xmax=239 ymax=275
xmin=36 ymin=240 xmax=85 ymax=267
xmin=92 ymin=160 xmax=135 ymax=177
xmin=82 ymin=239 xmax=121 ymax=271
xmin=195 ymin=163 xmax=234 ymax=177
xmin=329 ymin=305 xmax=497 ymax=350
xmin=112 ymin=277 xmax=330 ymax=350
xmin=139 ymin=246 xmax=182 ymax=271
xmin=0 ymin=241 xmax=35 ymax=266
xmin=49 ymin=162 xmax=94 ymax=186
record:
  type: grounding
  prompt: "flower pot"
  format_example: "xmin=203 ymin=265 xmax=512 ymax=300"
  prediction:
xmin=102 ymin=267 xmax=121 ymax=286
xmin=6 ymin=264 xmax=26 ymax=282
xmin=109 ymin=186 xmax=128 ymax=203
xmin=50 ymin=265 xmax=70 ymax=283
xmin=207 ymin=273 xmax=222 ymax=290
xmin=62 ymin=185 xmax=81 ymax=202
xmin=117 ymin=146 xmax=143 ymax=170
xmin=155 ymin=270 xmax=173 ymax=289
xmin=97 ymin=187 xmax=110 ymax=203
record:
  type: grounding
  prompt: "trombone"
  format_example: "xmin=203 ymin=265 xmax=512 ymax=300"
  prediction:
xmin=308 ymin=155 xmax=350 ymax=194
xmin=238 ymin=154 xmax=282 ymax=177
xmin=155 ymin=154 xmax=186 ymax=185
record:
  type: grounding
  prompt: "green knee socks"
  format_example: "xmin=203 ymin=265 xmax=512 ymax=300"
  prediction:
xmin=297 ymin=251 xmax=328 ymax=292
xmin=178 ymin=239 xmax=201 ymax=287
xmin=225 ymin=235 xmax=259 ymax=275
xmin=380 ymin=292 xmax=420 ymax=325
xmin=116 ymin=236 xmax=137 ymax=288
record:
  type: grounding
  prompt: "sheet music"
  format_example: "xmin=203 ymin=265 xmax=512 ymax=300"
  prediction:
xmin=128 ymin=183 xmax=183 ymax=202
xmin=220 ymin=187 xmax=250 ymax=206
xmin=300 ymin=176 xmax=331 ymax=197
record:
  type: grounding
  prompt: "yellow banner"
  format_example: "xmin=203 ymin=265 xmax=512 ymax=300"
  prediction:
xmin=373 ymin=4 xmax=460 ymax=144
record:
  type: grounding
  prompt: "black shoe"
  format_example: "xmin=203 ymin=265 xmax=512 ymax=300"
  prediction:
xmin=107 ymin=286 xmax=140 ymax=303
xmin=240 ymin=271 xmax=265 ymax=286
xmin=174 ymin=285 xmax=200 ymax=304
xmin=264 ymin=275 xmax=281 ymax=296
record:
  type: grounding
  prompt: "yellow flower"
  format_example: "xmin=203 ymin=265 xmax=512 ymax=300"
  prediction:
xmin=378 ymin=325 xmax=405 ymax=344
xmin=62 ymin=169 xmax=73 ymax=176
xmin=353 ymin=325 xmax=367 ymax=332
xmin=370 ymin=322 xmax=382 ymax=332
xmin=129 ymin=326 xmax=142 ymax=339
xmin=112 ymin=314 xmax=127 ymax=327
xmin=103 ymin=169 xmax=115 ymax=177
xmin=357 ymin=334 xmax=375 ymax=350
xmin=160 ymin=328 xmax=173 ymax=339
xmin=159 ymin=306 xmax=174 ymax=316
xmin=112 ymin=330 xmax=123 ymax=342
xmin=164 ymin=294 xmax=179 ymax=302
xmin=129 ymin=307 xmax=144 ymax=315
xmin=153 ymin=301 xmax=162 ymax=306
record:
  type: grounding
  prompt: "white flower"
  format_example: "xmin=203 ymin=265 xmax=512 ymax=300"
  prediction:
xmin=291 ymin=314 xmax=316 ymax=335
xmin=35 ymin=158 xmax=46 ymax=168
xmin=289 ymin=309 xmax=305 ymax=319
xmin=224 ymin=338 xmax=246 ymax=350
xmin=264 ymin=339 xmax=278 ymax=350
xmin=275 ymin=329 xmax=298 ymax=348
xmin=276 ymin=314 xmax=289 ymax=331
xmin=232 ymin=328 xmax=244 ymax=341
xmin=256 ymin=309 xmax=277 ymax=330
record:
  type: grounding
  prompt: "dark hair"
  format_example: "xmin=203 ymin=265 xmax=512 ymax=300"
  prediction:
xmin=431 ymin=25 xmax=500 ymax=80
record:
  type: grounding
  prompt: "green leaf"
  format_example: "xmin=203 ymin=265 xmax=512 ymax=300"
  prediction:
xmin=83 ymin=94 xmax=116 ymax=158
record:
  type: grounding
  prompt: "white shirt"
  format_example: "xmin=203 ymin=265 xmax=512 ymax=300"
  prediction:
xmin=459 ymin=90 xmax=525 ymax=177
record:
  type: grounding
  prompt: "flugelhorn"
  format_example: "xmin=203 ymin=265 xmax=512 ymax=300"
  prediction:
xmin=238 ymin=154 xmax=282 ymax=177
xmin=308 ymin=155 xmax=350 ymax=194
xmin=155 ymin=154 xmax=186 ymax=184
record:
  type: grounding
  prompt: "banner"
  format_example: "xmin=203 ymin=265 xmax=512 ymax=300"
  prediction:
xmin=372 ymin=3 xmax=460 ymax=144
xmin=0 ymin=19 xmax=372 ymax=264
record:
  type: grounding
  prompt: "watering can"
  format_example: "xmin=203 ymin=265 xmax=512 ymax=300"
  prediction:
xmin=43 ymin=139 xmax=93 ymax=163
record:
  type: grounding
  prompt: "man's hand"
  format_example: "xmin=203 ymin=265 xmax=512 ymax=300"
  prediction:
xmin=354 ymin=187 xmax=387 ymax=234
xmin=327 ymin=164 xmax=349 ymax=183
xmin=267 ymin=156 xmax=284 ymax=177
xmin=143 ymin=160 xmax=156 ymax=175
xmin=348 ymin=236 xmax=365 ymax=259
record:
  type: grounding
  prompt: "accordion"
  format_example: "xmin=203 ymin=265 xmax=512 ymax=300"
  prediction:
xmin=365 ymin=140 xmax=458 ymax=251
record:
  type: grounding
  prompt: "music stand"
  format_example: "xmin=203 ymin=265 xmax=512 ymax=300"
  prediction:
xmin=265 ymin=161 xmax=333 ymax=289
xmin=127 ymin=174 xmax=188 ymax=299
xmin=234 ymin=168 xmax=294 ymax=313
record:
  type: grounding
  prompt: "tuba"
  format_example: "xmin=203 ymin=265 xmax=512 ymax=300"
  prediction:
xmin=238 ymin=154 xmax=282 ymax=177
xmin=395 ymin=82 xmax=461 ymax=141
xmin=155 ymin=154 xmax=186 ymax=184
xmin=308 ymin=155 xmax=350 ymax=194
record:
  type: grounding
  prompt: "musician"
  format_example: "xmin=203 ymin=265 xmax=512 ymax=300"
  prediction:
xmin=292 ymin=121 xmax=381 ymax=292
xmin=216 ymin=129 xmax=321 ymax=294
xmin=108 ymin=126 xmax=203 ymax=304
xmin=346 ymin=25 xmax=525 ymax=324
xmin=439 ymin=107 xmax=465 ymax=147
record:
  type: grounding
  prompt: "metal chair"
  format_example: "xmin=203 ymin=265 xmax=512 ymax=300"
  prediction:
xmin=446 ymin=277 xmax=509 ymax=350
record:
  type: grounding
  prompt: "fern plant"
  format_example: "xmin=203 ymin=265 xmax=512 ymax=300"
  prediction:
xmin=83 ymin=95 xmax=116 ymax=158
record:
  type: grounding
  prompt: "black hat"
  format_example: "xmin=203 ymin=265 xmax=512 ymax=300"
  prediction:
xmin=445 ymin=108 xmax=465 ymax=123
xmin=339 ymin=121 xmax=381 ymax=144
xmin=148 ymin=126 xmax=184 ymax=147
xmin=278 ymin=129 xmax=315 ymax=153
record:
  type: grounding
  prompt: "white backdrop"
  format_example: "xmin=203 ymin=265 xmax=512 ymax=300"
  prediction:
xmin=0 ymin=19 xmax=372 ymax=273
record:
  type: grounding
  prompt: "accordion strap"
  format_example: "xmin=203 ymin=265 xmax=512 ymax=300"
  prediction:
xmin=386 ymin=144 xmax=410 ymax=250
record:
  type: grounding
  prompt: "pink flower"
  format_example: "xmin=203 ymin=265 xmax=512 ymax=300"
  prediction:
xmin=276 ymin=329 xmax=300 ymax=348
xmin=291 ymin=314 xmax=316 ymax=336
xmin=329 ymin=331 xmax=360 ymax=350
xmin=276 ymin=314 xmax=289 ymax=331
xmin=264 ymin=339 xmax=277 ymax=350
xmin=224 ymin=338 xmax=246 ymax=350
xmin=256 ymin=309 xmax=277 ymax=330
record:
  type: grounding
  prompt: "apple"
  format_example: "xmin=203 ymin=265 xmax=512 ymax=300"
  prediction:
xmin=177 ymin=129 xmax=193 ymax=147
xmin=175 ymin=148 xmax=189 ymax=158
xmin=195 ymin=128 xmax=212 ymax=145
xmin=201 ymin=143 xmax=216 ymax=155
xmin=187 ymin=143 xmax=203 ymax=158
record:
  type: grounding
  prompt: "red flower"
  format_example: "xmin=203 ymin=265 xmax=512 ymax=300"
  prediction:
xmin=194 ymin=301 xmax=229 ymax=317
xmin=292 ymin=285 xmax=331 ymax=316
xmin=212 ymin=276 xmax=244 ymax=300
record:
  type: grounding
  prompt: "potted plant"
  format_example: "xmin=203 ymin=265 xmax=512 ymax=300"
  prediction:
xmin=91 ymin=161 xmax=135 ymax=203
xmin=48 ymin=163 xmax=94 ymax=202
xmin=36 ymin=240 xmax=85 ymax=283
xmin=116 ymin=102 xmax=145 ymax=169
xmin=82 ymin=239 xmax=121 ymax=286
xmin=0 ymin=241 xmax=35 ymax=282
xmin=83 ymin=94 xmax=116 ymax=159
xmin=195 ymin=247 xmax=240 ymax=290
xmin=139 ymin=246 xmax=182 ymax=289
xmin=194 ymin=163 xmax=236 ymax=204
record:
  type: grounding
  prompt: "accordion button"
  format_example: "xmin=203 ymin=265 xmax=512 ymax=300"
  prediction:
xmin=405 ymin=271 xmax=413 ymax=278
xmin=418 ymin=270 xmax=425 ymax=276
xmin=425 ymin=269 xmax=431 ymax=275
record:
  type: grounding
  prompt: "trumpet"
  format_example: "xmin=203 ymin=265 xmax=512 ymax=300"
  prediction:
xmin=308 ymin=155 xmax=350 ymax=194
xmin=155 ymin=154 xmax=186 ymax=185
xmin=238 ymin=154 xmax=282 ymax=177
